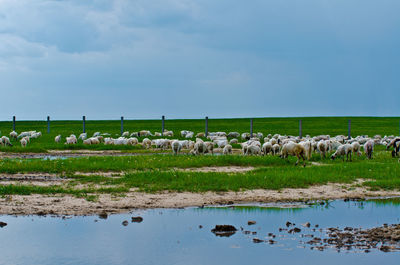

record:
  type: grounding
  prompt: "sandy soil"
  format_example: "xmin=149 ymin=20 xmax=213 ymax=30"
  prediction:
xmin=0 ymin=179 xmax=399 ymax=216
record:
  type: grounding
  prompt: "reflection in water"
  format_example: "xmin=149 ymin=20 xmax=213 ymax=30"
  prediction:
xmin=0 ymin=199 xmax=399 ymax=265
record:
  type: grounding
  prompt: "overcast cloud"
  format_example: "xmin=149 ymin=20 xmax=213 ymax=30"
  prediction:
xmin=0 ymin=0 xmax=399 ymax=120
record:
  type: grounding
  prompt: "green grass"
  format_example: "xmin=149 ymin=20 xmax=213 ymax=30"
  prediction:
xmin=0 ymin=116 xmax=399 ymax=152
xmin=0 ymin=149 xmax=399 ymax=196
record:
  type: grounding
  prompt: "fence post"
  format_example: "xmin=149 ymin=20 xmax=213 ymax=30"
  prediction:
xmin=83 ymin=116 xmax=86 ymax=133
xmin=47 ymin=116 xmax=50 ymax=134
xmin=348 ymin=119 xmax=351 ymax=139
xmin=162 ymin=116 xmax=165 ymax=134
xmin=205 ymin=116 xmax=208 ymax=137
xmin=250 ymin=119 xmax=253 ymax=138
xmin=12 ymin=116 xmax=16 ymax=131
xmin=299 ymin=119 xmax=302 ymax=139
xmin=121 ymin=116 xmax=124 ymax=136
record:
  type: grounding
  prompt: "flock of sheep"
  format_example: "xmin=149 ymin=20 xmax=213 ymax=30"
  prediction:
xmin=2 ymin=129 xmax=400 ymax=165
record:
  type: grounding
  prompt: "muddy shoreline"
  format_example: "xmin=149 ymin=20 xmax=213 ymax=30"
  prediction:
xmin=1 ymin=181 xmax=399 ymax=216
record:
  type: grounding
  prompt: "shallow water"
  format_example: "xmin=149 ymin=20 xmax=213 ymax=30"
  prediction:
xmin=0 ymin=199 xmax=399 ymax=265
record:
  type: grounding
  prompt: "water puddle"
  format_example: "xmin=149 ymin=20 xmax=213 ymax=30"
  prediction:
xmin=0 ymin=199 xmax=399 ymax=265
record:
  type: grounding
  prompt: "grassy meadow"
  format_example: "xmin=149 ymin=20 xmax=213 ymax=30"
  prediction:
xmin=0 ymin=117 xmax=399 ymax=198
xmin=0 ymin=116 xmax=399 ymax=152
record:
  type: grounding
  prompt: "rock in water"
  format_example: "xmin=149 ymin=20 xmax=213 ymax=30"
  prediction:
xmin=122 ymin=220 xmax=129 ymax=226
xmin=131 ymin=216 xmax=143 ymax=223
xmin=211 ymin=225 xmax=237 ymax=237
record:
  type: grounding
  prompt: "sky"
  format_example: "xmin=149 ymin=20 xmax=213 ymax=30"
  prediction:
xmin=0 ymin=0 xmax=399 ymax=120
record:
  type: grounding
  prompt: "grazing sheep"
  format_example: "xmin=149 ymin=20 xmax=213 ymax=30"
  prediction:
xmin=204 ymin=141 xmax=214 ymax=154
xmin=9 ymin=131 xmax=18 ymax=140
xmin=331 ymin=144 xmax=353 ymax=161
xmin=246 ymin=145 xmax=261 ymax=155
xmin=228 ymin=132 xmax=240 ymax=138
xmin=89 ymin=137 xmax=100 ymax=145
xmin=387 ymin=137 xmax=400 ymax=157
xmin=364 ymin=140 xmax=374 ymax=159
xmin=93 ymin=132 xmax=101 ymax=137
xmin=229 ymin=138 xmax=238 ymax=145
xmin=269 ymin=138 xmax=277 ymax=146
xmin=223 ymin=144 xmax=232 ymax=155
xmin=317 ymin=141 xmax=328 ymax=159
xmin=162 ymin=130 xmax=174 ymax=137
xmin=20 ymin=138 xmax=27 ymax=147
xmin=139 ymin=130 xmax=152 ymax=137
xmin=280 ymin=142 xmax=306 ymax=166
xmin=178 ymin=140 xmax=189 ymax=149
xmin=55 ymin=135 xmax=62 ymax=143
xmin=351 ymin=142 xmax=362 ymax=156
xmin=185 ymin=132 xmax=194 ymax=138
xmin=299 ymin=141 xmax=313 ymax=160
xmin=78 ymin=133 xmax=87 ymax=141
xmin=130 ymin=132 xmax=139 ymax=137
xmin=83 ymin=139 xmax=92 ymax=145
xmin=262 ymin=142 xmax=272 ymax=155
xmin=65 ymin=136 xmax=77 ymax=144
xmin=193 ymin=140 xmax=207 ymax=155
xmin=256 ymin=132 xmax=264 ymax=139
xmin=272 ymin=144 xmax=280 ymax=156
xmin=171 ymin=140 xmax=182 ymax=155
xmin=214 ymin=139 xmax=228 ymax=148
xmin=104 ymin=137 xmax=114 ymax=145
xmin=241 ymin=133 xmax=250 ymax=140
xmin=241 ymin=143 xmax=249 ymax=155
xmin=195 ymin=132 xmax=205 ymax=138
xmin=154 ymin=132 xmax=162 ymax=137
xmin=142 ymin=138 xmax=152 ymax=149
xmin=127 ymin=137 xmax=138 ymax=146
xmin=122 ymin=131 xmax=130 ymax=137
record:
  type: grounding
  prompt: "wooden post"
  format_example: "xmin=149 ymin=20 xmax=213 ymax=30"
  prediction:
xmin=205 ymin=116 xmax=208 ymax=137
xmin=348 ymin=119 xmax=351 ymax=139
xmin=121 ymin=116 xmax=124 ymax=136
xmin=83 ymin=116 xmax=86 ymax=133
xmin=47 ymin=116 xmax=50 ymax=134
xmin=162 ymin=116 xmax=165 ymax=134
xmin=12 ymin=116 xmax=15 ymax=131
xmin=250 ymin=119 xmax=253 ymax=138
xmin=299 ymin=119 xmax=302 ymax=139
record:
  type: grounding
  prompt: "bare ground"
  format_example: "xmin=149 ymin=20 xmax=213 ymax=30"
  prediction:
xmin=0 ymin=179 xmax=399 ymax=216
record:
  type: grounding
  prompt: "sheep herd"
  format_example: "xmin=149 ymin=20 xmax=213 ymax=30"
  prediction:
xmin=1 ymin=129 xmax=400 ymax=165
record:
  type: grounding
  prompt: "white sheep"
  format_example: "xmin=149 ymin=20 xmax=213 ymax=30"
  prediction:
xmin=281 ymin=142 xmax=307 ymax=166
xmin=78 ymin=133 xmax=87 ymax=141
xmin=142 ymin=138 xmax=152 ymax=149
xmin=331 ymin=144 xmax=353 ymax=161
xmin=55 ymin=135 xmax=62 ymax=143
xmin=9 ymin=131 xmax=18 ymax=140
xmin=122 ymin=131 xmax=130 ymax=137
xmin=364 ymin=140 xmax=374 ymax=159
xmin=127 ymin=137 xmax=138 ymax=146
xmin=317 ymin=140 xmax=328 ymax=158
xmin=262 ymin=142 xmax=272 ymax=155
xmin=171 ymin=140 xmax=182 ymax=155
xmin=351 ymin=142 xmax=362 ymax=156
xmin=246 ymin=145 xmax=261 ymax=155
xmin=20 ymin=138 xmax=27 ymax=147
xmin=272 ymin=144 xmax=280 ymax=156
xmin=0 ymin=136 xmax=13 ymax=146
xmin=83 ymin=139 xmax=92 ymax=145
xmin=223 ymin=144 xmax=232 ymax=155
xmin=299 ymin=141 xmax=313 ymax=160
xmin=229 ymin=138 xmax=238 ymax=145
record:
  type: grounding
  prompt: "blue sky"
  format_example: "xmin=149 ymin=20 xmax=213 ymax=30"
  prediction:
xmin=0 ymin=0 xmax=399 ymax=120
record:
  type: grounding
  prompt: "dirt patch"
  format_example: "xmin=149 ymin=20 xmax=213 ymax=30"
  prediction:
xmin=0 ymin=179 xmax=399 ymax=216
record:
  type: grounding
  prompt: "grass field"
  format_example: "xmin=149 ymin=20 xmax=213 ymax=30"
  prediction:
xmin=0 ymin=116 xmax=399 ymax=152
xmin=0 ymin=117 xmax=399 ymax=199
xmin=0 ymin=146 xmax=399 ymax=197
